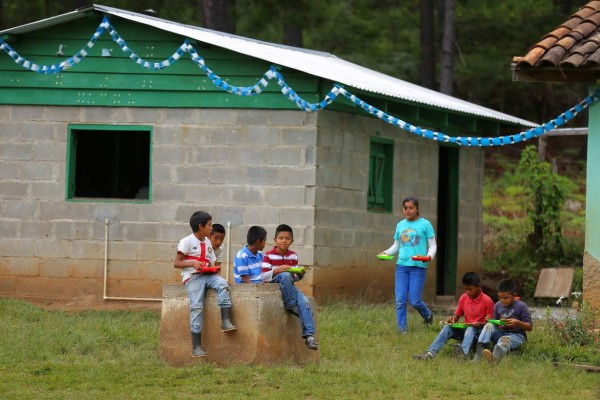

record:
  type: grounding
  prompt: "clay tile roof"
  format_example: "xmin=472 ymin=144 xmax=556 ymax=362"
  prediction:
xmin=513 ymin=1 xmax=600 ymax=70
xmin=561 ymin=53 xmax=585 ymax=67
xmin=583 ymin=49 xmax=600 ymax=65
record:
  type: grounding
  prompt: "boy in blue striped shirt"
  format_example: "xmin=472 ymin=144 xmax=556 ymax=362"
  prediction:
xmin=234 ymin=226 xmax=267 ymax=283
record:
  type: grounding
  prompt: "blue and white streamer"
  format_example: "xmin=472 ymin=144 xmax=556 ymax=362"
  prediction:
xmin=0 ymin=16 xmax=596 ymax=146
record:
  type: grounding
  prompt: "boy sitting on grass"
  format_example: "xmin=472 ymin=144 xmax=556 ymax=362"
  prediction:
xmin=413 ymin=272 xmax=494 ymax=360
xmin=473 ymin=279 xmax=533 ymax=364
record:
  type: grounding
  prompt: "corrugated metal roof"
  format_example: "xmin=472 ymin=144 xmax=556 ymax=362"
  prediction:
xmin=2 ymin=4 xmax=537 ymax=127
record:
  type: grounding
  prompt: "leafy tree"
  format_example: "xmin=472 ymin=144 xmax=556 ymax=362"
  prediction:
xmin=517 ymin=145 xmax=566 ymax=264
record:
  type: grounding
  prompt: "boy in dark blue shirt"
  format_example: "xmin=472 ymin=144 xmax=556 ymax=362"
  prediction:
xmin=473 ymin=279 xmax=533 ymax=364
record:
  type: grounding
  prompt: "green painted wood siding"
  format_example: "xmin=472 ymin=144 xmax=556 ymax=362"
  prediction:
xmin=0 ymin=14 xmax=320 ymax=109
xmin=0 ymin=11 xmax=512 ymax=138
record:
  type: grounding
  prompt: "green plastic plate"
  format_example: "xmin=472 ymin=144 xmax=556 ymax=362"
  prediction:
xmin=450 ymin=323 xmax=471 ymax=329
xmin=487 ymin=319 xmax=506 ymax=326
xmin=288 ymin=267 xmax=305 ymax=274
xmin=377 ymin=254 xmax=394 ymax=260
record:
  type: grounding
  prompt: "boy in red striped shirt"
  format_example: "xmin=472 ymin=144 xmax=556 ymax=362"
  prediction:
xmin=262 ymin=224 xmax=318 ymax=350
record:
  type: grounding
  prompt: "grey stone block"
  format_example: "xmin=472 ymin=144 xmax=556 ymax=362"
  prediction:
xmin=153 ymin=144 xmax=188 ymax=165
xmin=21 ymin=220 xmax=53 ymax=239
xmin=242 ymin=207 xmax=281 ymax=225
xmin=125 ymin=223 xmax=160 ymax=242
xmin=34 ymin=240 xmax=69 ymax=258
xmin=0 ymin=238 xmax=33 ymax=257
xmin=209 ymin=166 xmax=248 ymax=184
xmin=230 ymin=147 xmax=267 ymax=164
xmin=31 ymin=182 xmax=64 ymax=200
xmin=267 ymin=147 xmax=302 ymax=165
xmin=45 ymin=106 xmax=81 ymax=122
xmin=235 ymin=109 xmax=269 ymax=126
xmin=0 ymin=122 xmax=22 ymax=140
xmin=81 ymin=107 xmax=117 ymax=123
xmin=12 ymin=106 xmax=46 ymax=121
xmin=151 ymin=164 xmax=173 ymax=184
xmin=0 ymin=105 xmax=9 ymax=121
xmin=264 ymin=187 xmax=305 ymax=206
xmin=158 ymin=223 xmax=189 ymax=242
xmin=0 ymin=219 xmax=18 ymax=237
xmin=33 ymin=142 xmax=66 ymax=161
xmin=54 ymin=221 xmax=90 ymax=240
xmin=137 ymin=242 xmax=173 ymax=262
xmin=247 ymin=126 xmax=280 ymax=145
xmin=0 ymin=181 xmax=29 ymax=199
xmin=175 ymin=166 xmax=212 ymax=184
xmin=19 ymin=162 xmax=56 ymax=180
xmin=0 ymin=162 xmax=19 ymax=179
xmin=223 ymin=186 xmax=265 ymax=205
xmin=193 ymin=146 xmax=230 ymax=164
xmin=153 ymin=184 xmax=186 ymax=202
xmin=0 ymin=143 xmax=32 ymax=160
xmin=247 ymin=166 xmax=280 ymax=185
xmin=269 ymin=110 xmax=309 ymax=126
xmin=208 ymin=125 xmax=245 ymax=145
xmin=69 ymin=240 xmax=104 ymax=259
xmin=139 ymin=205 xmax=176 ymax=222
xmin=280 ymin=127 xmax=317 ymax=146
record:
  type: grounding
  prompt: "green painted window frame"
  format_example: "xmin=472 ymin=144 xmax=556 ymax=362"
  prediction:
xmin=368 ymin=136 xmax=394 ymax=213
xmin=66 ymin=124 xmax=153 ymax=203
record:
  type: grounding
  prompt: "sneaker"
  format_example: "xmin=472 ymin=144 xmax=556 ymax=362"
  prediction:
xmin=452 ymin=343 xmax=466 ymax=360
xmin=424 ymin=313 xmax=434 ymax=326
xmin=412 ymin=351 xmax=434 ymax=360
xmin=482 ymin=349 xmax=497 ymax=364
xmin=304 ymin=335 xmax=318 ymax=350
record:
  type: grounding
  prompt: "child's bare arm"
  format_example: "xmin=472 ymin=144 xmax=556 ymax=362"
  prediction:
xmin=173 ymin=252 xmax=203 ymax=270
xmin=503 ymin=318 xmax=533 ymax=331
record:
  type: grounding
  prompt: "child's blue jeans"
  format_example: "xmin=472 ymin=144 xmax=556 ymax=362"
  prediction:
xmin=272 ymin=272 xmax=315 ymax=337
xmin=428 ymin=325 xmax=482 ymax=355
xmin=395 ymin=265 xmax=432 ymax=332
xmin=477 ymin=322 xmax=526 ymax=352
xmin=185 ymin=273 xmax=232 ymax=334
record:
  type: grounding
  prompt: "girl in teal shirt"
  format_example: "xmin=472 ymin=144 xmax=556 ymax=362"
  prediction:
xmin=379 ymin=196 xmax=437 ymax=333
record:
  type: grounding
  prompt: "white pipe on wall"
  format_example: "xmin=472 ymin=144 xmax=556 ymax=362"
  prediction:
xmin=225 ymin=221 xmax=231 ymax=282
xmin=103 ymin=218 xmax=161 ymax=302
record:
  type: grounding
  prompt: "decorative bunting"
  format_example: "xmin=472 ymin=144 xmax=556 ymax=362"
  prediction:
xmin=0 ymin=16 xmax=596 ymax=147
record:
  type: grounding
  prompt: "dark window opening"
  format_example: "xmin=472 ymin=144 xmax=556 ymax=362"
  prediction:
xmin=68 ymin=127 xmax=151 ymax=200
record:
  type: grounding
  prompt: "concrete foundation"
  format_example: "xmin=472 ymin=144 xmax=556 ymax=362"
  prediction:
xmin=159 ymin=283 xmax=319 ymax=367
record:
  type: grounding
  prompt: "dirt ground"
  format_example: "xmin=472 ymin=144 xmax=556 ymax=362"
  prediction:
xmin=20 ymin=295 xmax=162 ymax=313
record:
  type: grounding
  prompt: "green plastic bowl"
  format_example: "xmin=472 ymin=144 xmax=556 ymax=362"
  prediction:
xmin=288 ymin=267 xmax=305 ymax=274
xmin=377 ymin=254 xmax=394 ymax=260
xmin=487 ymin=319 xmax=506 ymax=326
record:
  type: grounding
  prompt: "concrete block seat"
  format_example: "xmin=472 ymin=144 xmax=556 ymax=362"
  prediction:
xmin=159 ymin=283 xmax=319 ymax=367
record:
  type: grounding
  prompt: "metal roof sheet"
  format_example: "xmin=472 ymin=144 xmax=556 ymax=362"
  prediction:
xmin=2 ymin=4 xmax=537 ymax=127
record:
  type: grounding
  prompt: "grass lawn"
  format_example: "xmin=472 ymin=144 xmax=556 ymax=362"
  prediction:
xmin=0 ymin=299 xmax=598 ymax=399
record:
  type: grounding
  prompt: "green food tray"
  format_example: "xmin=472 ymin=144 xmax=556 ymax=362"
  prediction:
xmin=450 ymin=323 xmax=472 ymax=329
xmin=288 ymin=267 xmax=305 ymax=274
xmin=376 ymin=254 xmax=394 ymax=260
xmin=487 ymin=319 xmax=506 ymax=325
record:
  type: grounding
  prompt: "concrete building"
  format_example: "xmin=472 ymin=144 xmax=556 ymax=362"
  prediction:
xmin=0 ymin=5 xmax=535 ymax=304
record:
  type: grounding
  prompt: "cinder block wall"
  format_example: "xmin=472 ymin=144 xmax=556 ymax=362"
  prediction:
xmin=0 ymin=105 xmax=485 ymax=303
xmin=0 ymin=105 xmax=318 ymax=301
xmin=312 ymin=111 xmax=441 ymax=302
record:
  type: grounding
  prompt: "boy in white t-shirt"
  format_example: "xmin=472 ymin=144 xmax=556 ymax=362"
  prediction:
xmin=173 ymin=211 xmax=236 ymax=358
